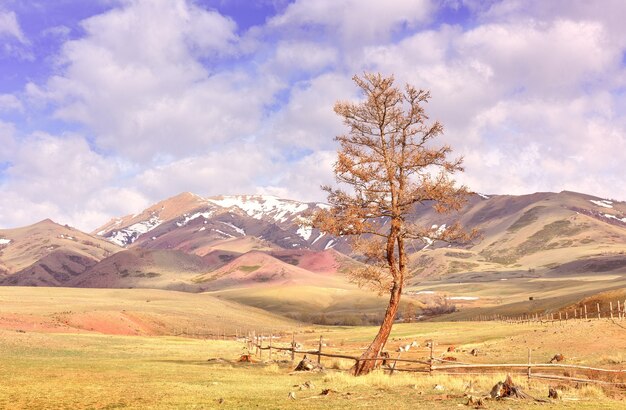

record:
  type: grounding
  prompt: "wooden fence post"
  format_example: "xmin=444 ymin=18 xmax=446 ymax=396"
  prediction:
xmin=317 ymin=335 xmax=323 ymax=364
xmin=390 ymin=352 xmax=401 ymax=376
xmin=291 ymin=332 xmax=296 ymax=362
xmin=597 ymin=303 xmax=601 ymax=319
xmin=610 ymin=302 xmax=614 ymax=320
xmin=527 ymin=348 xmax=532 ymax=381
xmin=269 ymin=333 xmax=273 ymax=360
xmin=259 ymin=334 xmax=263 ymax=360
xmin=429 ymin=341 xmax=434 ymax=375
xmin=584 ymin=304 xmax=588 ymax=320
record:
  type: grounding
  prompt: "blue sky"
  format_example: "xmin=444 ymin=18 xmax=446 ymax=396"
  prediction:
xmin=1 ymin=0 xmax=626 ymax=230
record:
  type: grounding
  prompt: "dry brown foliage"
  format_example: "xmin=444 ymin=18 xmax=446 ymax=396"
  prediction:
xmin=313 ymin=72 xmax=473 ymax=375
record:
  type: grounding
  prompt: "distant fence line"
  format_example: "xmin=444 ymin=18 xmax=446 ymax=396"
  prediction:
xmin=467 ymin=299 xmax=626 ymax=323
xmin=243 ymin=331 xmax=626 ymax=387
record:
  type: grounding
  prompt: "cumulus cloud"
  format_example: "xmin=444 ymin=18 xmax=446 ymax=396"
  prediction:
xmin=3 ymin=0 xmax=626 ymax=230
xmin=27 ymin=0 xmax=276 ymax=163
xmin=267 ymin=0 xmax=435 ymax=45
xmin=0 ymin=133 xmax=142 ymax=230
xmin=0 ymin=120 xmax=16 ymax=161
xmin=263 ymin=73 xmax=353 ymax=150
xmin=0 ymin=93 xmax=23 ymax=112
xmin=0 ymin=9 xmax=26 ymax=43
xmin=133 ymin=144 xmax=274 ymax=199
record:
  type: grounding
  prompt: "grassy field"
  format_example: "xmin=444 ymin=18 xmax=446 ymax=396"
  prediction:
xmin=0 ymin=287 xmax=298 ymax=336
xmin=0 ymin=324 xmax=624 ymax=409
xmin=0 ymin=288 xmax=626 ymax=409
xmin=0 ymin=287 xmax=625 ymax=409
xmin=406 ymin=270 xmax=626 ymax=319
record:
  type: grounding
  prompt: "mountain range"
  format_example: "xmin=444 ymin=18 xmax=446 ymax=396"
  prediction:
xmin=1 ymin=190 xmax=625 ymax=321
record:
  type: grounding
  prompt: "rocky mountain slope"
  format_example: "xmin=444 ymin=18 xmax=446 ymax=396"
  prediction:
xmin=2 ymin=190 xmax=626 ymax=294
xmin=92 ymin=192 xmax=347 ymax=254
xmin=0 ymin=219 xmax=120 ymax=286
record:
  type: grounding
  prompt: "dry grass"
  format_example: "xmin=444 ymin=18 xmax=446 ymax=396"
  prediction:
xmin=0 ymin=328 xmax=623 ymax=409
xmin=329 ymin=358 xmax=354 ymax=370
xmin=600 ymin=352 xmax=625 ymax=365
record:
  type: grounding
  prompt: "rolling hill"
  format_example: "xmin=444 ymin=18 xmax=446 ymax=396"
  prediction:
xmin=1 ymin=190 xmax=626 ymax=323
xmin=0 ymin=219 xmax=121 ymax=286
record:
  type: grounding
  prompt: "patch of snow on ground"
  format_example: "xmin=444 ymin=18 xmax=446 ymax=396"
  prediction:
xmin=590 ymin=199 xmax=613 ymax=209
xmin=324 ymin=239 xmax=336 ymax=250
xmin=436 ymin=224 xmax=447 ymax=236
xmin=198 ymin=227 xmax=206 ymax=232
xmin=297 ymin=225 xmax=313 ymax=241
xmin=219 ymin=221 xmax=245 ymax=235
xmin=176 ymin=211 xmax=214 ymax=227
xmin=0 ymin=238 xmax=11 ymax=245
xmin=312 ymin=232 xmax=325 ymax=245
xmin=604 ymin=213 xmax=626 ymax=223
xmin=478 ymin=193 xmax=490 ymax=199
xmin=213 ymin=229 xmax=234 ymax=238
xmin=108 ymin=215 xmax=161 ymax=246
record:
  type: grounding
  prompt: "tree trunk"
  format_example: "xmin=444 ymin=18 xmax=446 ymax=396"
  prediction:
xmin=353 ymin=280 xmax=402 ymax=375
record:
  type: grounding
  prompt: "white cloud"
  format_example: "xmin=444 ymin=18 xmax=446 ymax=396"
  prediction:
xmin=263 ymin=72 xmax=352 ymax=150
xmin=29 ymin=0 xmax=276 ymax=163
xmin=0 ymin=93 xmax=23 ymax=112
xmin=133 ymin=144 xmax=275 ymax=199
xmin=0 ymin=133 xmax=123 ymax=230
xmin=261 ymin=150 xmax=336 ymax=202
xmin=0 ymin=9 xmax=27 ymax=43
xmin=5 ymin=0 xmax=626 ymax=231
xmin=0 ymin=120 xmax=17 ymax=160
xmin=5 ymin=133 xmax=116 ymax=200
xmin=268 ymin=41 xmax=338 ymax=75
xmin=268 ymin=0 xmax=435 ymax=45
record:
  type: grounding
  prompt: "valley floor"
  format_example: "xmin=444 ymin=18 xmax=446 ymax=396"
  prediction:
xmin=0 ymin=305 xmax=625 ymax=408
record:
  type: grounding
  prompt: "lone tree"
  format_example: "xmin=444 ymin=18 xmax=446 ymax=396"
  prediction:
xmin=313 ymin=73 xmax=472 ymax=375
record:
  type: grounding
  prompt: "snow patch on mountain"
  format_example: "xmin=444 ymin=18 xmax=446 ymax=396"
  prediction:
xmin=208 ymin=195 xmax=309 ymax=222
xmin=324 ymin=239 xmax=336 ymax=250
xmin=219 ymin=221 xmax=245 ymax=235
xmin=604 ymin=213 xmax=626 ymax=223
xmin=590 ymin=199 xmax=613 ymax=209
xmin=176 ymin=211 xmax=214 ymax=227
xmin=214 ymin=229 xmax=234 ymax=238
xmin=108 ymin=215 xmax=162 ymax=246
xmin=0 ymin=238 xmax=11 ymax=245
xmin=297 ymin=225 xmax=313 ymax=241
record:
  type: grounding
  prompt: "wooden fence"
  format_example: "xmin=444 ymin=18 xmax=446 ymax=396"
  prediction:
xmin=468 ymin=299 xmax=626 ymax=323
xmin=246 ymin=332 xmax=626 ymax=387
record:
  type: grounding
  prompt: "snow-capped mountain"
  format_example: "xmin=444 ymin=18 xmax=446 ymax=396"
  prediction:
xmin=92 ymin=192 xmax=346 ymax=253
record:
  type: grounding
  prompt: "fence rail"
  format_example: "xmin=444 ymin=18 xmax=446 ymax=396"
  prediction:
xmin=467 ymin=298 xmax=626 ymax=323
xmin=246 ymin=332 xmax=626 ymax=387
